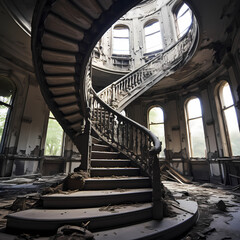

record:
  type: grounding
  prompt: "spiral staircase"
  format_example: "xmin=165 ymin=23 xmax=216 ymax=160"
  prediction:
xmin=6 ymin=0 xmax=199 ymax=239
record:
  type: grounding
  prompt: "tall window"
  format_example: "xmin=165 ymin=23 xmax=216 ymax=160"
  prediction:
xmin=144 ymin=20 xmax=163 ymax=53
xmin=186 ymin=97 xmax=206 ymax=157
xmin=112 ymin=25 xmax=130 ymax=55
xmin=45 ymin=112 xmax=64 ymax=156
xmin=219 ymin=82 xmax=240 ymax=156
xmin=148 ymin=106 xmax=165 ymax=157
xmin=176 ymin=3 xmax=192 ymax=38
xmin=0 ymin=77 xmax=15 ymax=151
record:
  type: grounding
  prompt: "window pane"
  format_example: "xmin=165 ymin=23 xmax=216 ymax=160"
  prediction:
xmin=113 ymin=38 xmax=130 ymax=54
xmin=189 ymin=118 xmax=206 ymax=157
xmin=222 ymin=83 xmax=234 ymax=108
xmin=224 ymin=107 xmax=240 ymax=156
xmin=145 ymin=21 xmax=163 ymax=53
xmin=0 ymin=96 xmax=12 ymax=105
xmin=145 ymin=33 xmax=163 ymax=53
xmin=45 ymin=118 xmax=64 ymax=156
xmin=113 ymin=27 xmax=129 ymax=38
xmin=145 ymin=21 xmax=160 ymax=35
xmin=149 ymin=107 xmax=164 ymax=124
xmin=0 ymin=105 xmax=9 ymax=143
xmin=187 ymin=98 xmax=202 ymax=119
xmin=177 ymin=3 xmax=192 ymax=37
xmin=150 ymin=124 xmax=165 ymax=157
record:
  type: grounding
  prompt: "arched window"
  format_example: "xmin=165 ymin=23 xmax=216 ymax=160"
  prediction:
xmin=219 ymin=82 xmax=240 ymax=156
xmin=0 ymin=77 xmax=15 ymax=152
xmin=185 ymin=97 xmax=206 ymax=158
xmin=144 ymin=20 xmax=163 ymax=53
xmin=148 ymin=106 xmax=165 ymax=157
xmin=112 ymin=25 xmax=130 ymax=55
xmin=44 ymin=112 xmax=64 ymax=156
xmin=175 ymin=3 xmax=192 ymax=38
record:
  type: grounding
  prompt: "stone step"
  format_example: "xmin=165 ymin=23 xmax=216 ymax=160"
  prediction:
xmin=42 ymin=188 xmax=152 ymax=208
xmin=91 ymin=151 xmax=122 ymax=159
xmin=90 ymin=167 xmax=140 ymax=177
xmin=93 ymin=200 xmax=199 ymax=240
xmin=84 ymin=176 xmax=151 ymax=190
xmin=6 ymin=203 xmax=152 ymax=233
xmin=91 ymin=159 xmax=131 ymax=167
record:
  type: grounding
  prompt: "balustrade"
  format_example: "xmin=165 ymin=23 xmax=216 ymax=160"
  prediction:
xmin=98 ymin=18 xmax=198 ymax=111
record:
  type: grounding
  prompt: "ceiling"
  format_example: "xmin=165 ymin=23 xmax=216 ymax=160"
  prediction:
xmin=0 ymin=0 xmax=240 ymax=94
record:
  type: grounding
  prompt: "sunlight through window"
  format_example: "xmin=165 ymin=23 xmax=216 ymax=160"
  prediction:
xmin=45 ymin=112 xmax=64 ymax=156
xmin=220 ymin=82 xmax=240 ymax=156
xmin=186 ymin=98 xmax=206 ymax=158
xmin=148 ymin=107 xmax=165 ymax=157
xmin=112 ymin=25 xmax=130 ymax=55
xmin=144 ymin=21 xmax=163 ymax=53
xmin=176 ymin=3 xmax=192 ymax=38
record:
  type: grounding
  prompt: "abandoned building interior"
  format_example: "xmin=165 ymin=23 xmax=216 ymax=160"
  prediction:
xmin=0 ymin=0 xmax=240 ymax=239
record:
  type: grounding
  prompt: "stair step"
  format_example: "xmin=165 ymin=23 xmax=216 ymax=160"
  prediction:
xmin=93 ymin=200 xmax=199 ymax=240
xmin=42 ymin=188 xmax=152 ymax=208
xmin=6 ymin=203 xmax=152 ymax=233
xmin=84 ymin=176 xmax=151 ymax=190
xmin=90 ymin=167 xmax=140 ymax=177
xmin=91 ymin=159 xmax=131 ymax=167
xmin=91 ymin=151 xmax=121 ymax=159
xmin=92 ymin=143 xmax=110 ymax=151
xmin=92 ymin=137 xmax=102 ymax=144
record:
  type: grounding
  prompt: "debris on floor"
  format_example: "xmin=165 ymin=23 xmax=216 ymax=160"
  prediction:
xmin=51 ymin=225 xmax=94 ymax=240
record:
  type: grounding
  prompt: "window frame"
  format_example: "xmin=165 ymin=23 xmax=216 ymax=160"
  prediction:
xmin=144 ymin=19 xmax=163 ymax=54
xmin=147 ymin=105 xmax=166 ymax=158
xmin=218 ymin=81 xmax=240 ymax=157
xmin=112 ymin=24 xmax=130 ymax=56
xmin=44 ymin=111 xmax=65 ymax=157
xmin=185 ymin=97 xmax=206 ymax=158
xmin=174 ymin=2 xmax=193 ymax=39
xmin=0 ymin=77 xmax=15 ymax=153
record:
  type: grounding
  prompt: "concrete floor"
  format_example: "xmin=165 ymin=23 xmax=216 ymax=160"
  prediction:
xmin=0 ymin=175 xmax=240 ymax=240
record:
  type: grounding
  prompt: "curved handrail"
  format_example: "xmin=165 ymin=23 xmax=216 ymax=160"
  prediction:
xmin=90 ymin=88 xmax=161 ymax=176
xmin=98 ymin=17 xmax=198 ymax=111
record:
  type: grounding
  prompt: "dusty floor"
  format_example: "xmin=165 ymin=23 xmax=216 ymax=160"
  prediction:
xmin=0 ymin=175 xmax=240 ymax=240
xmin=164 ymin=181 xmax=240 ymax=240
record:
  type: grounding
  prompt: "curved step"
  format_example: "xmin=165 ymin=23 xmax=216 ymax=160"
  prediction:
xmin=84 ymin=176 xmax=151 ymax=190
xmin=91 ymin=159 xmax=131 ymax=167
xmin=42 ymin=188 xmax=152 ymax=208
xmin=94 ymin=200 xmax=199 ymax=240
xmin=90 ymin=167 xmax=140 ymax=177
xmin=6 ymin=203 xmax=152 ymax=233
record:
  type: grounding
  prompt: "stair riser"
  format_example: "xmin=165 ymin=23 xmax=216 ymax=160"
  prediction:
xmin=92 ymin=145 xmax=110 ymax=151
xmin=84 ymin=179 xmax=151 ymax=190
xmin=42 ymin=192 xmax=152 ymax=208
xmin=6 ymin=208 xmax=152 ymax=233
xmin=91 ymin=152 xmax=121 ymax=159
xmin=91 ymin=169 xmax=139 ymax=177
xmin=91 ymin=160 xmax=130 ymax=167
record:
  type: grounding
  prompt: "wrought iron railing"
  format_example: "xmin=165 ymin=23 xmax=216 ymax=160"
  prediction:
xmin=98 ymin=18 xmax=198 ymax=111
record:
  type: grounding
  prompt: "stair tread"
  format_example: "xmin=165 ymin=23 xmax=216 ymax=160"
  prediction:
xmin=91 ymin=159 xmax=130 ymax=161
xmin=7 ymin=202 xmax=151 ymax=221
xmin=42 ymin=188 xmax=152 ymax=198
xmin=90 ymin=167 xmax=139 ymax=170
xmin=93 ymin=200 xmax=198 ymax=240
xmin=86 ymin=176 xmax=149 ymax=180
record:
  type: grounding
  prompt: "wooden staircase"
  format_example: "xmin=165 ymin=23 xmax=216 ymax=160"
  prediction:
xmin=6 ymin=138 xmax=198 ymax=239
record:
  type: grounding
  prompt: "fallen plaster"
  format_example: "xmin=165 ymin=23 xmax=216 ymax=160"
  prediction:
xmin=0 ymin=176 xmax=239 ymax=239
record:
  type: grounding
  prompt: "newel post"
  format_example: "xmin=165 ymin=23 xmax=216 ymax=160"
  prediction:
xmin=73 ymin=111 xmax=92 ymax=171
xmin=152 ymin=153 xmax=163 ymax=220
